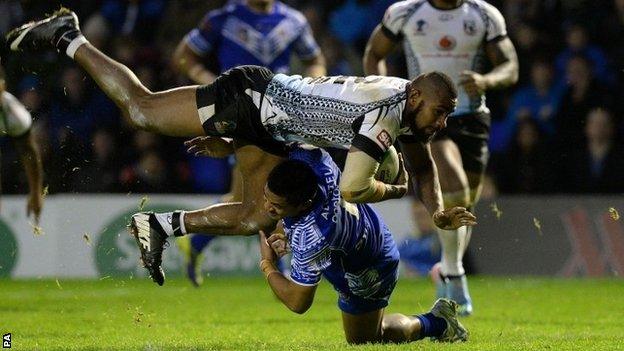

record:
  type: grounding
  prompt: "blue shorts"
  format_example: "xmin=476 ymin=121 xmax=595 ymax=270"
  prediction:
xmin=322 ymin=227 xmax=400 ymax=315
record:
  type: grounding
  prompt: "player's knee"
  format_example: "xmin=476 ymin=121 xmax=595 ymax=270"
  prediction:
xmin=381 ymin=315 xmax=412 ymax=343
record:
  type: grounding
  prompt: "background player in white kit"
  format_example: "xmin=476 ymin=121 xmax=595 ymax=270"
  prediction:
xmin=0 ymin=65 xmax=44 ymax=223
xmin=364 ymin=0 xmax=519 ymax=315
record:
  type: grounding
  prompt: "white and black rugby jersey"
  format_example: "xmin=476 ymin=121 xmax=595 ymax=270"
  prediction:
xmin=0 ymin=91 xmax=32 ymax=137
xmin=382 ymin=0 xmax=507 ymax=116
xmin=259 ymin=73 xmax=412 ymax=161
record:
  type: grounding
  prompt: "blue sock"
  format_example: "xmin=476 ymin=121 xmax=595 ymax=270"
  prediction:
xmin=190 ymin=234 xmax=215 ymax=253
xmin=415 ymin=313 xmax=447 ymax=338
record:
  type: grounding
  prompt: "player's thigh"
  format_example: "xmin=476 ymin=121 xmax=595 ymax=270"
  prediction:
xmin=341 ymin=309 xmax=384 ymax=344
xmin=140 ymin=86 xmax=205 ymax=137
xmin=430 ymin=139 xmax=470 ymax=194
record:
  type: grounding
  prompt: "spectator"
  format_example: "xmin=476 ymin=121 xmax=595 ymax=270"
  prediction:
xmin=555 ymin=23 xmax=613 ymax=85
xmin=48 ymin=67 xmax=119 ymax=147
xmin=72 ymin=129 xmax=121 ymax=192
xmin=83 ymin=0 xmax=170 ymax=46
xmin=490 ymin=59 xmax=564 ymax=153
xmin=558 ymin=108 xmax=624 ymax=193
xmin=120 ymin=150 xmax=174 ymax=193
xmin=554 ymin=54 xmax=614 ymax=148
xmin=492 ymin=119 xmax=555 ymax=194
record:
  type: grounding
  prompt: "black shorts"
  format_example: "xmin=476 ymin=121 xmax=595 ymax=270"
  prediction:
xmin=195 ymin=65 xmax=288 ymax=156
xmin=433 ymin=112 xmax=490 ymax=174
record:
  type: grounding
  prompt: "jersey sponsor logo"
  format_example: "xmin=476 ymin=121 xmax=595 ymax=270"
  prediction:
xmin=464 ymin=20 xmax=477 ymax=36
xmin=376 ymin=129 xmax=393 ymax=149
xmin=437 ymin=35 xmax=457 ymax=51
xmin=414 ymin=19 xmax=428 ymax=35
xmin=439 ymin=13 xmax=454 ymax=21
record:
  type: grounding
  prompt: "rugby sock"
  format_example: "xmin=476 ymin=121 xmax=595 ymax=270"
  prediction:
xmin=190 ymin=234 xmax=216 ymax=252
xmin=62 ymin=33 xmax=88 ymax=59
xmin=153 ymin=211 xmax=187 ymax=237
xmin=415 ymin=313 xmax=447 ymax=338
xmin=436 ymin=226 xmax=467 ymax=276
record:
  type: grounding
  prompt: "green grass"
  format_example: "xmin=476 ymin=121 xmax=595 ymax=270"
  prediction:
xmin=0 ymin=277 xmax=623 ymax=350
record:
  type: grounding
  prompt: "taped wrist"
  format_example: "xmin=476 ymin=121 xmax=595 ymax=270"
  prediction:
xmin=259 ymin=259 xmax=279 ymax=279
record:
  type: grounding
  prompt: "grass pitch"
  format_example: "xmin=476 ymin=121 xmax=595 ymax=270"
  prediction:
xmin=0 ymin=277 xmax=622 ymax=350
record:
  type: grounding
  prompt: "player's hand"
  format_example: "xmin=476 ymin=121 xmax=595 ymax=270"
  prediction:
xmin=184 ymin=136 xmax=234 ymax=158
xmin=27 ymin=190 xmax=43 ymax=224
xmin=432 ymin=207 xmax=477 ymax=230
xmin=459 ymin=70 xmax=488 ymax=98
xmin=267 ymin=232 xmax=290 ymax=258
xmin=392 ymin=152 xmax=409 ymax=198
xmin=259 ymin=230 xmax=278 ymax=262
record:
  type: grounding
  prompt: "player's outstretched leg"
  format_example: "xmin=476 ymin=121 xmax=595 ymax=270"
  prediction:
xmin=7 ymin=8 xmax=204 ymax=137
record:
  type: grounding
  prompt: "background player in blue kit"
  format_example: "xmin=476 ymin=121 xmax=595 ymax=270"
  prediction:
xmin=258 ymin=146 xmax=467 ymax=344
xmin=171 ymin=0 xmax=326 ymax=286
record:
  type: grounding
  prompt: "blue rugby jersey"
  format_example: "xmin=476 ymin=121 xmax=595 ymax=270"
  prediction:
xmin=185 ymin=1 xmax=320 ymax=74
xmin=283 ymin=147 xmax=390 ymax=286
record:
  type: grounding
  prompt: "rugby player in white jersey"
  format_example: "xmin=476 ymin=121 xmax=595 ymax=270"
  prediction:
xmin=7 ymin=9 xmax=476 ymax=285
xmin=364 ymin=0 xmax=519 ymax=315
xmin=0 ymin=65 xmax=44 ymax=223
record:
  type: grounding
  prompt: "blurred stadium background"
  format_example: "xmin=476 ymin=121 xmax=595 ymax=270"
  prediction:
xmin=1 ymin=0 xmax=624 ymax=350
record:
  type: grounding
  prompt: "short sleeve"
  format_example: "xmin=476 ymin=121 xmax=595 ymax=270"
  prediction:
xmin=185 ymin=10 xmax=223 ymax=56
xmin=381 ymin=0 xmax=415 ymax=42
xmin=293 ymin=21 xmax=321 ymax=61
xmin=1 ymin=92 xmax=32 ymax=137
xmin=288 ymin=222 xmax=332 ymax=286
xmin=352 ymin=107 xmax=401 ymax=162
xmin=482 ymin=2 xmax=507 ymax=42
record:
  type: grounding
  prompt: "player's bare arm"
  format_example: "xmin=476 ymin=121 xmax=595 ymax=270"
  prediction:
xmin=339 ymin=146 xmax=408 ymax=203
xmin=301 ymin=53 xmax=327 ymax=78
xmin=459 ymin=38 xmax=519 ymax=97
xmin=259 ymin=230 xmax=316 ymax=314
xmin=13 ymin=130 xmax=44 ymax=223
xmin=172 ymin=39 xmax=217 ymax=85
xmin=399 ymin=140 xmax=476 ymax=230
xmin=363 ymin=24 xmax=397 ymax=76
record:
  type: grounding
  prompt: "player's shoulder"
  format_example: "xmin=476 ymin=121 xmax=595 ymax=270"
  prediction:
xmin=383 ymin=0 xmax=427 ymax=34
xmin=465 ymin=0 xmax=505 ymax=22
xmin=385 ymin=0 xmax=426 ymax=17
xmin=287 ymin=214 xmax=328 ymax=250
xmin=274 ymin=1 xmax=309 ymax=26
xmin=205 ymin=2 xmax=238 ymax=21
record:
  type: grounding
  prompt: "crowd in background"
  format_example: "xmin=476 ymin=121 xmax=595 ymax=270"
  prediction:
xmin=1 ymin=0 xmax=624 ymax=196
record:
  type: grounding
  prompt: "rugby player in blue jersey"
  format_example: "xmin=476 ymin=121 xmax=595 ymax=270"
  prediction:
xmin=257 ymin=146 xmax=467 ymax=344
xmin=170 ymin=0 xmax=326 ymax=286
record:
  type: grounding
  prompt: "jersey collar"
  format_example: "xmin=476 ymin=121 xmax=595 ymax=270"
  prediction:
xmin=427 ymin=0 xmax=465 ymax=11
